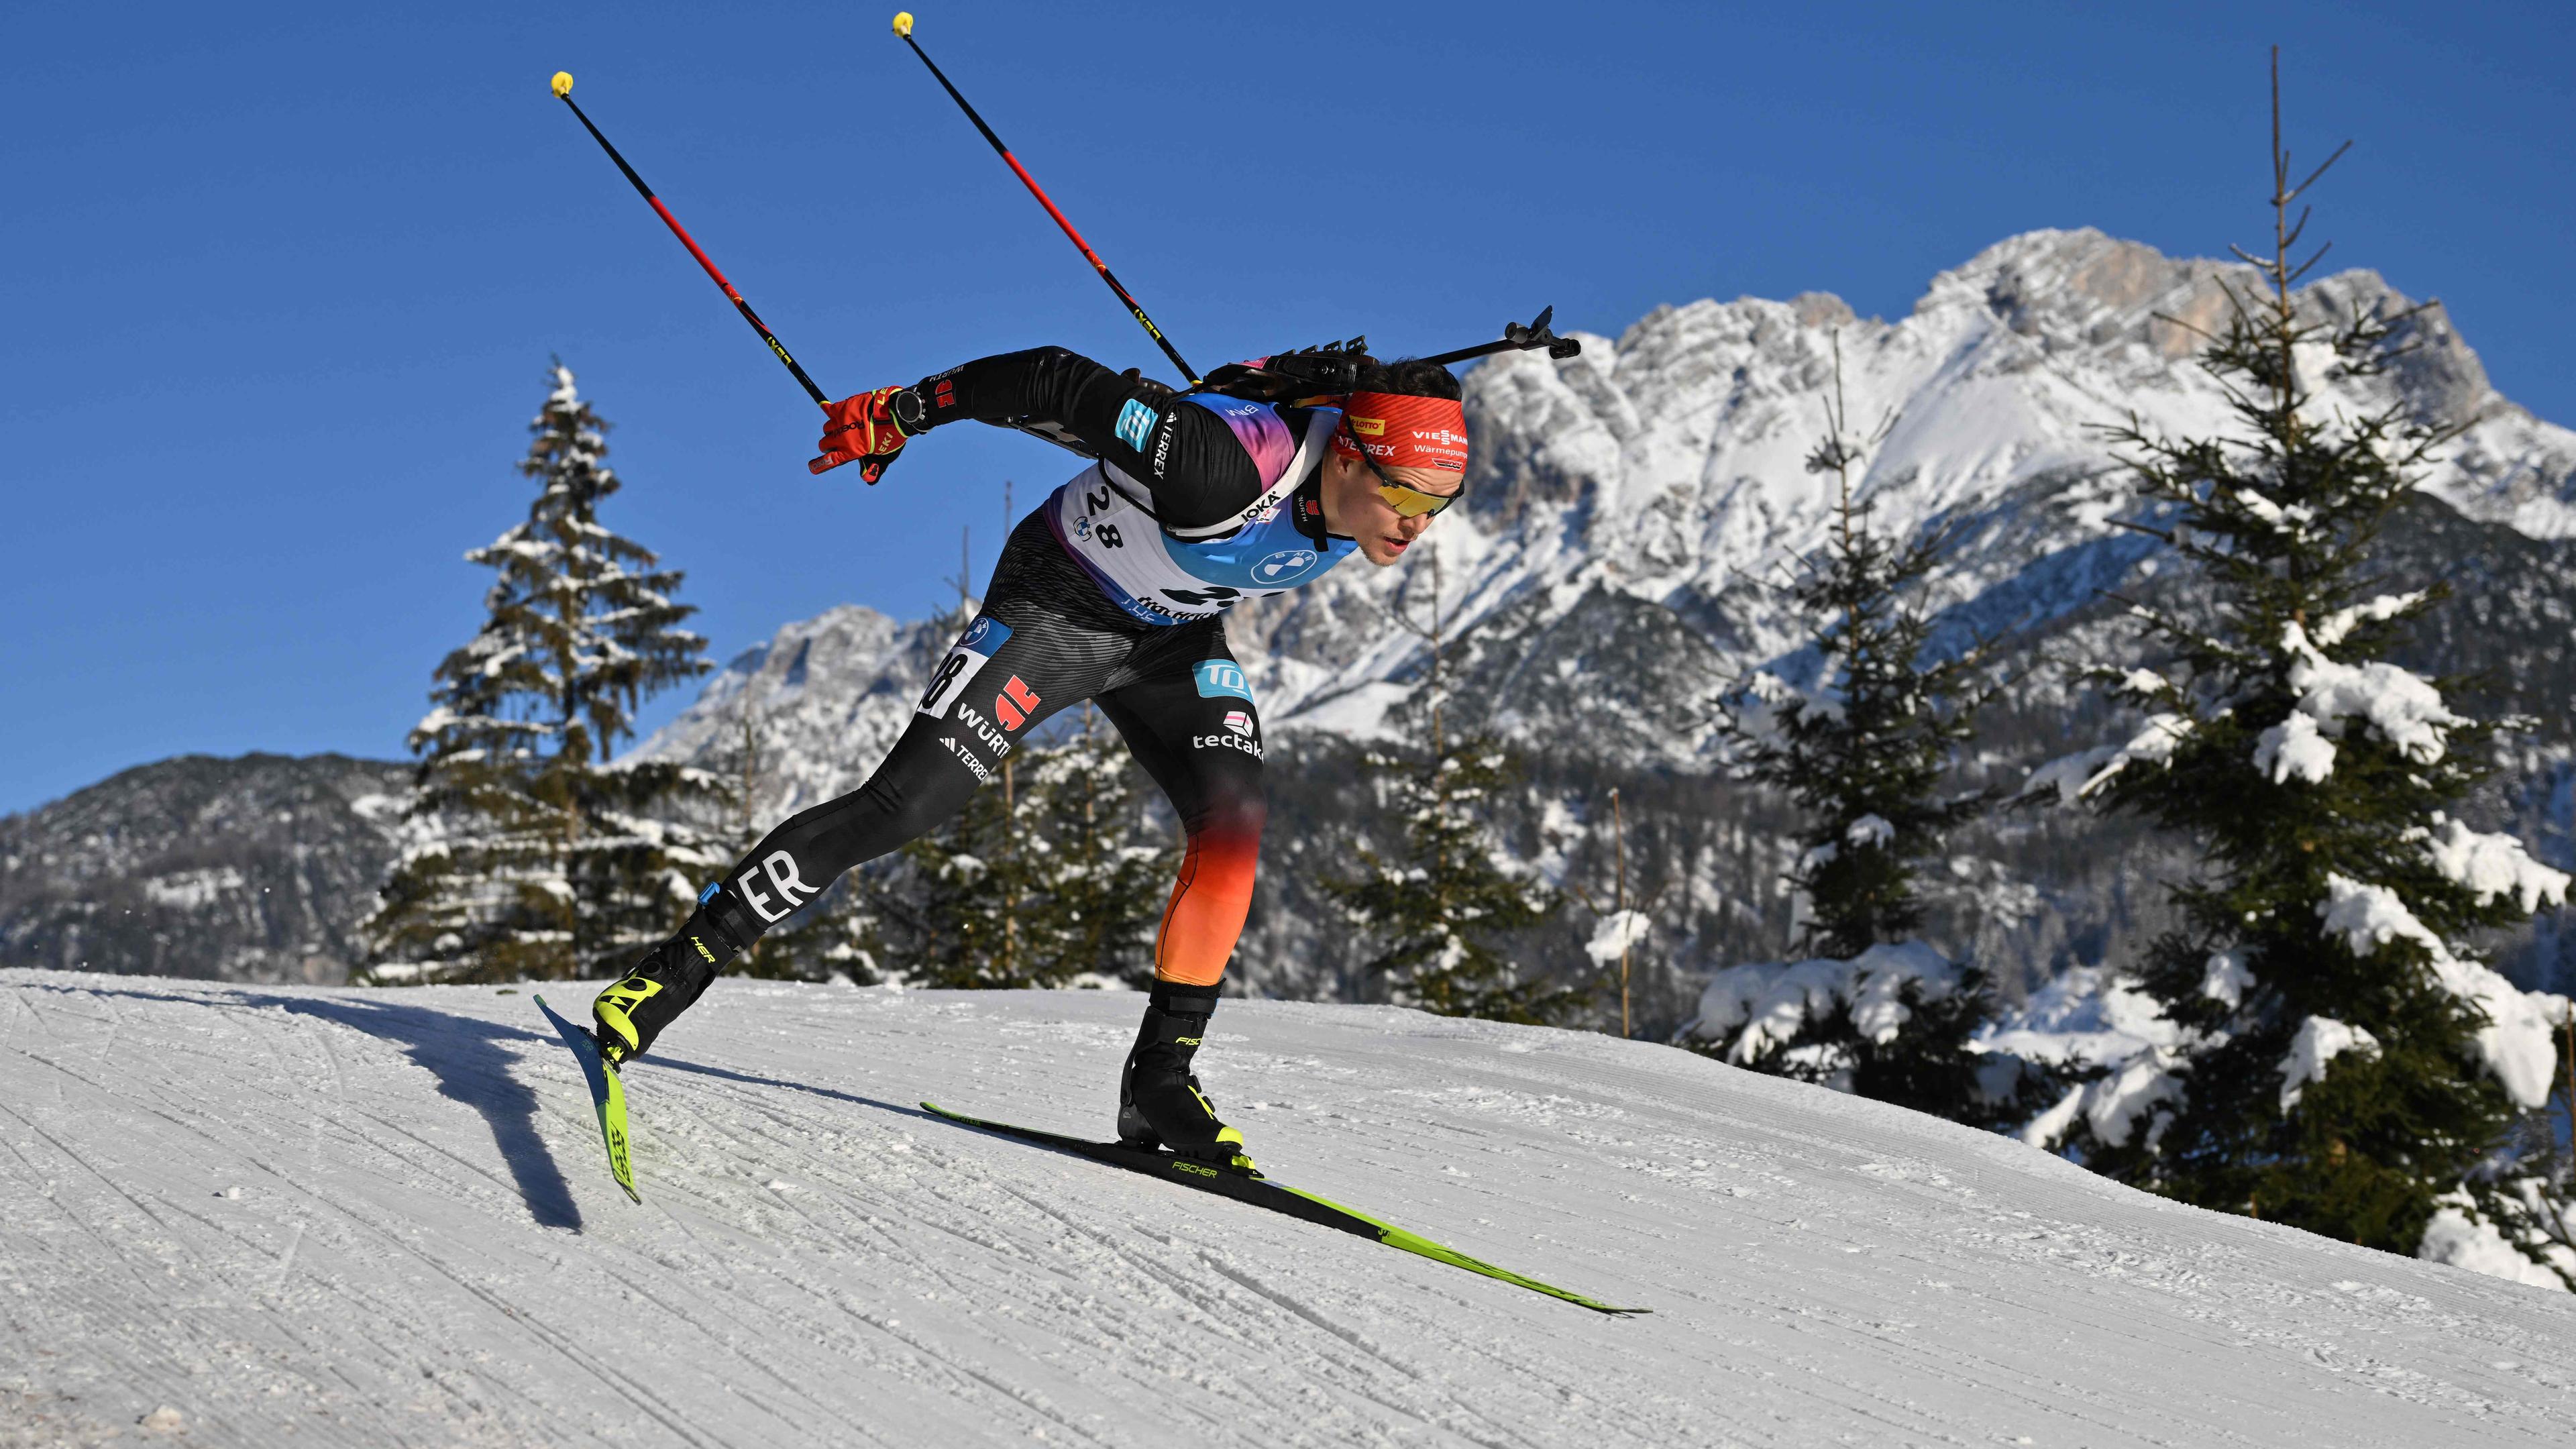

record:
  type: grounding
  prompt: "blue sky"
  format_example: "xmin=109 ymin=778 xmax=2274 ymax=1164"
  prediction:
xmin=3 ymin=1 xmax=2568 ymax=816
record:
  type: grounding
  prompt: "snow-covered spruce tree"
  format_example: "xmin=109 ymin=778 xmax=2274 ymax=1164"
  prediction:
xmin=888 ymin=707 xmax=1171 ymax=991
xmin=1020 ymin=705 xmax=1174 ymax=987
xmin=365 ymin=362 xmax=723 ymax=985
xmin=1325 ymin=545 xmax=1580 ymax=1026
xmin=1687 ymin=335 xmax=2027 ymax=1124
xmin=683 ymin=682 xmax=883 ymax=984
xmin=2020 ymin=61 xmax=2576 ymax=1283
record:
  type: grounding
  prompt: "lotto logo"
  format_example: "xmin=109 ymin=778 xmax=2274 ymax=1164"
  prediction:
xmin=1223 ymin=710 xmax=1252 ymax=737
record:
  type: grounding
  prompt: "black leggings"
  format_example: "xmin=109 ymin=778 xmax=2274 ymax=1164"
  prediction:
xmin=718 ymin=513 xmax=1267 ymax=986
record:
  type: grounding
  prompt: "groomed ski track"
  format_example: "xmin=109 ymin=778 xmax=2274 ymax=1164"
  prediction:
xmin=5 ymin=972 xmax=2571 ymax=1448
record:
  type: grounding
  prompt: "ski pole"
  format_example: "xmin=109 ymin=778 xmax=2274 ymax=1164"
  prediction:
xmin=888 ymin=13 xmax=1202 ymax=386
xmin=549 ymin=71 xmax=833 ymax=412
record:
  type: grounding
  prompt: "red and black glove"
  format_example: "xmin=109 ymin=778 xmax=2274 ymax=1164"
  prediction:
xmin=810 ymin=385 xmax=928 ymax=482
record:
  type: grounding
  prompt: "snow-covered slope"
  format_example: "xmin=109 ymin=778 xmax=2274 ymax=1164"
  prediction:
xmin=8 ymin=970 xmax=2573 ymax=1447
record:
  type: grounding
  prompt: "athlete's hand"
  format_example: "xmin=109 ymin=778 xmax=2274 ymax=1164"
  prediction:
xmin=810 ymin=385 xmax=925 ymax=482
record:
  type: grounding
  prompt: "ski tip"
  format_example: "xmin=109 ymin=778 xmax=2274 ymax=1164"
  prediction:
xmin=892 ymin=11 xmax=914 ymax=38
xmin=550 ymin=70 xmax=574 ymax=98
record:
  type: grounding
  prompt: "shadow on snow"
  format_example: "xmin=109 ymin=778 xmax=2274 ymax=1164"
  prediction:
xmin=18 ymin=980 xmax=584 ymax=1232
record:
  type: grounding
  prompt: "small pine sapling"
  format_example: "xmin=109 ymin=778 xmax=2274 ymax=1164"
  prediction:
xmin=1326 ymin=543 xmax=1581 ymax=1025
xmin=1697 ymin=333 xmax=2033 ymax=1126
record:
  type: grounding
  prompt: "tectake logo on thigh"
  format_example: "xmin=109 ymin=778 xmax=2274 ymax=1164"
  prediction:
xmin=1191 ymin=729 xmax=1263 ymax=759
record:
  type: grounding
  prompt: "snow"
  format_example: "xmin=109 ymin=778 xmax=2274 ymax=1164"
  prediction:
xmin=2422 ymin=817 xmax=2572 ymax=912
xmin=2277 ymin=1016 xmax=2383 ymax=1112
xmin=140 ymin=866 xmax=247 ymax=910
xmin=2421 ymin=1197 xmax=2576 ymax=1291
xmin=1978 ymin=964 xmax=2180 ymax=1070
xmin=1686 ymin=941 xmax=1960 ymax=1061
xmin=2283 ymin=621 xmax=2465 ymax=764
xmin=2253 ymin=710 xmax=2337 ymax=784
xmin=9 ymin=971 xmax=2575 ymax=1448
xmin=2072 ymin=1048 xmax=2189 ymax=1150
xmin=1843 ymin=814 xmax=1894 ymax=848
xmin=1583 ymin=909 xmax=1652 ymax=965
xmin=2313 ymin=591 xmax=2429 ymax=649
xmin=2318 ymin=871 xmax=2453 ymax=962
xmin=2020 ymin=712 xmax=2193 ymax=804
xmin=2316 ymin=873 xmax=2566 ymax=1108
xmin=2422 ymin=1185 xmax=2576 ymax=1291
xmin=2200 ymin=949 xmax=2255 ymax=1008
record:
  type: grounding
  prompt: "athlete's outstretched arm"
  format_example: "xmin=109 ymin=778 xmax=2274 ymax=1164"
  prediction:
xmin=914 ymin=347 xmax=1265 ymax=529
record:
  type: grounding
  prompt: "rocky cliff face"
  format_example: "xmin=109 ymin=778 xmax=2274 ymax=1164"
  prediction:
xmin=1226 ymin=228 xmax=2576 ymax=751
xmin=0 ymin=754 xmax=412 ymax=983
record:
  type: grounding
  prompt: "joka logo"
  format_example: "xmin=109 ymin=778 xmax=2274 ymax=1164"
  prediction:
xmin=1223 ymin=710 xmax=1252 ymax=737
xmin=1350 ymin=417 xmax=1387 ymax=435
xmin=1253 ymin=549 xmax=1318 ymax=583
xmin=994 ymin=676 xmax=1040 ymax=731
xmin=1114 ymin=398 xmax=1159 ymax=450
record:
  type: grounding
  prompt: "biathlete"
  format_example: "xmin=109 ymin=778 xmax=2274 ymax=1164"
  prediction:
xmin=588 ymin=345 xmax=1468 ymax=1171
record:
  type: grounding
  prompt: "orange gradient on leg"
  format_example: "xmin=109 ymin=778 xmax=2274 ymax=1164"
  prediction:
xmin=1154 ymin=821 xmax=1260 ymax=986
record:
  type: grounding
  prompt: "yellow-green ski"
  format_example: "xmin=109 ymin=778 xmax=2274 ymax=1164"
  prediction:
xmin=923 ymin=1101 xmax=1646 ymax=1316
xmin=537 ymin=994 xmax=639 ymax=1203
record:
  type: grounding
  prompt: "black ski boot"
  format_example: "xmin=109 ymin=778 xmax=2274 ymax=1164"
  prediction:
xmin=592 ymin=883 xmax=760 ymax=1067
xmin=1117 ymin=981 xmax=1254 ymax=1173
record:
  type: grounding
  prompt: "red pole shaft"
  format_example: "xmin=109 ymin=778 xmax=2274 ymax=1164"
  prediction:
xmin=557 ymin=89 xmax=831 ymax=410
xmin=896 ymin=30 xmax=1201 ymax=386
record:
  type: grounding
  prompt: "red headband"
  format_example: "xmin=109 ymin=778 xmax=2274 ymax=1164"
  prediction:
xmin=1328 ymin=392 xmax=1470 ymax=474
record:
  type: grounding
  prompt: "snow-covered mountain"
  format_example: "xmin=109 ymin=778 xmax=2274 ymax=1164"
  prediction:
xmin=643 ymin=229 xmax=2576 ymax=784
xmin=630 ymin=602 xmax=960 ymax=819
xmin=0 ymin=753 xmax=412 ymax=983
xmin=9 ymin=969 xmax=2574 ymax=1446
xmin=1230 ymin=227 xmax=2576 ymax=751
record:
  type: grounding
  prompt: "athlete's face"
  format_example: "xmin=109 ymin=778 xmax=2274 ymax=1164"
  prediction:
xmin=1322 ymin=453 xmax=1461 ymax=565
